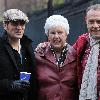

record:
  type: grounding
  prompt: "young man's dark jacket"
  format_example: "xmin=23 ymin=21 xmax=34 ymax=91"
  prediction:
xmin=0 ymin=32 xmax=38 ymax=100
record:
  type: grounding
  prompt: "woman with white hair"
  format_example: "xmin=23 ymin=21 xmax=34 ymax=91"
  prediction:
xmin=35 ymin=15 xmax=78 ymax=100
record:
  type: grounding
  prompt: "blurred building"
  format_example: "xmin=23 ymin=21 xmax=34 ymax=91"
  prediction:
xmin=0 ymin=0 xmax=5 ymax=21
xmin=0 ymin=0 xmax=48 ymax=14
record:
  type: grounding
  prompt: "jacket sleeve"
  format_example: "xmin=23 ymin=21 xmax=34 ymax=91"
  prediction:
xmin=73 ymin=33 xmax=88 ymax=56
xmin=72 ymin=33 xmax=88 ymax=90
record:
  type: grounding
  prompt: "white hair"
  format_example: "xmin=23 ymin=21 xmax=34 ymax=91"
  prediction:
xmin=44 ymin=15 xmax=70 ymax=35
xmin=3 ymin=9 xmax=29 ymax=23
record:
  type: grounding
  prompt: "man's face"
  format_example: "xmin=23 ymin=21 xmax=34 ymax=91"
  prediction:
xmin=86 ymin=10 xmax=100 ymax=38
xmin=48 ymin=26 xmax=67 ymax=51
xmin=4 ymin=20 xmax=25 ymax=39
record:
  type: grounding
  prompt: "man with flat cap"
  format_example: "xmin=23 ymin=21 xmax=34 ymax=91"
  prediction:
xmin=0 ymin=9 xmax=37 ymax=100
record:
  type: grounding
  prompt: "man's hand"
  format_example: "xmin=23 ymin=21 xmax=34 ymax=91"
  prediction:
xmin=10 ymin=80 xmax=30 ymax=93
xmin=35 ymin=42 xmax=49 ymax=56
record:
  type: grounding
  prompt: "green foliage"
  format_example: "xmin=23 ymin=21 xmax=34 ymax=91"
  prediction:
xmin=30 ymin=0 xmax=64 ymax=12
xmin=31 ymin=0 xmax=48 ymax=12
xmin=53 ymin=0 xmax=64 ymax=6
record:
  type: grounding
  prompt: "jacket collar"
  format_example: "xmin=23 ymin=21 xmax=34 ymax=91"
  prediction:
xmin=44 ymin=44 xmax=76 ymax=67
xmin=5 ymin=43 xmax=18 ymax=70
xmin=2 ymin=31 xmax=33 ymax=70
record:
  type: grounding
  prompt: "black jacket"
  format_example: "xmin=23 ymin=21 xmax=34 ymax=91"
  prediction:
xmin=0 ymin=32 xmax=38 ymax=100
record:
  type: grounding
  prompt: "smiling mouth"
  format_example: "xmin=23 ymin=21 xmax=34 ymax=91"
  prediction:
xmin=91 ymin=28 xmax=100 ymax=31
xmin=15 ymin=31 xmax=22 ymax=34
xmin=16 ymin=33 xmax=21 ymax=34
xmin=54 ymin=41 xmax=60 ymax=44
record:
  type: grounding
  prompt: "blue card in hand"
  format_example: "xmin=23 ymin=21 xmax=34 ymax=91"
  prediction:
xmin=20 ymin=72 xmax=31 ymax=81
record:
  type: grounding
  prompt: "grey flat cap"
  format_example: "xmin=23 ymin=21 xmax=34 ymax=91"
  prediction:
xmin=3 ymin=9 xmax=29 ymax=23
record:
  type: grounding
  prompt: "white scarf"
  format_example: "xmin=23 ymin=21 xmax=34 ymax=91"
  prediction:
xmin=79 ymin=34 xmax=100 ymax=100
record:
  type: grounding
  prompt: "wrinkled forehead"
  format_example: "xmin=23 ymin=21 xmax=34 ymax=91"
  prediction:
xmin=86 ymin=10 xmax=100 ymax=20
xmin=87 ymin=9 xmax=100 ymax=16
xmin=48 ymin=25 xmax=66 ymax=32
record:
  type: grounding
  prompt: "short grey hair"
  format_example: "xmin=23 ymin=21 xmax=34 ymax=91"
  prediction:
xmin=86 ymin=4 xmax=100 ymax=13
xmin=44 ymin=15 xmax=70 ymax=36
xmin=3 ymin=9 xmax=29 ymax=23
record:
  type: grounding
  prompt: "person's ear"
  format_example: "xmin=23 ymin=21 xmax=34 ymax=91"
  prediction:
xmin=85 ymin=16 xmax=87 ymax=23
xmin=3 ymin=23 xmax=7 ymax=30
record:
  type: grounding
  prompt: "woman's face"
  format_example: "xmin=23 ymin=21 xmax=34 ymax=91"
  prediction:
xmin=48 ymin=26 xmax=67 ymax=51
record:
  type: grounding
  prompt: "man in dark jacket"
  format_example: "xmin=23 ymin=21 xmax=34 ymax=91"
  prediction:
xmin=0 ymin=9 xmax=37 ymax=100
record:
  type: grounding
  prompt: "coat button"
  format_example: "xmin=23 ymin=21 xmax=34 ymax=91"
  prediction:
xmin=59 ymin=67 xmax=64 ymax=72
xmin=55 ymin=93 xmax=60 ymax=97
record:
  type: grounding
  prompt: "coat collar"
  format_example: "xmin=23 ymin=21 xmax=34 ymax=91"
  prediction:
xmin=2 ymin=31 xmax=33 ymax=70
xmin=4 ymin=43 xmax=18 ymax=70
xmin=44 ymin=44 xmax=76 ymax=67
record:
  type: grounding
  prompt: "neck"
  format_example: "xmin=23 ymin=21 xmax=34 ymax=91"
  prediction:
xmin=54 ymin=48 xmax=62 ymax=59
xmin=8 ymin=38 xmax=20 ymax=52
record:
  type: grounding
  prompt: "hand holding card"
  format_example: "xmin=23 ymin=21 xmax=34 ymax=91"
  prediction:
xmin=20 ymin=72 xmax=31 ymax=81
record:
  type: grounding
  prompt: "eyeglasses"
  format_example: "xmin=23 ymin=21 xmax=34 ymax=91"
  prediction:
xmin=8 ymin=20 xmax=26 ymax=26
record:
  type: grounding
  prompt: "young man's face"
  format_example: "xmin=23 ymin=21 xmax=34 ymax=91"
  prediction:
xmin=86 ymin=9 xmax=100 ymax=38
xmin=48 ymin=26 xmax=67 ymax=51
xmin=4 ymin=20 xmax=25 ymax=39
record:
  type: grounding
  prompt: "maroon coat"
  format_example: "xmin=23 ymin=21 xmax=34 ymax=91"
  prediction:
xmin=35 ymin=44 xmax=78 ymax=100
